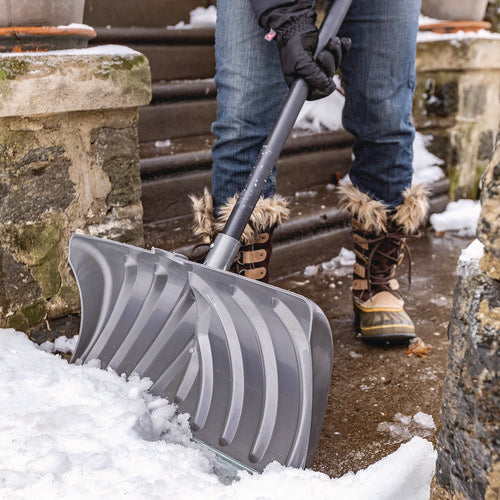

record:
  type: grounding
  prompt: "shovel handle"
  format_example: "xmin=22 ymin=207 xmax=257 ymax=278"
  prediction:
xmin=205 ymin=0 xmax=353 ymax=270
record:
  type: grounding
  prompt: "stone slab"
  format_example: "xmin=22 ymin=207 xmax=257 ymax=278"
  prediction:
xmin=0 ymin=45 xmax=151 ymax=118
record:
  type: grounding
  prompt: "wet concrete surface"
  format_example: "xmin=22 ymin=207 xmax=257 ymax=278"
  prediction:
xmin=272 ymin=230 xmax=472 ymax=477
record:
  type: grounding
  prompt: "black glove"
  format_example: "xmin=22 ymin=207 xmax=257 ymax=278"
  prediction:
xmin=260 ymin=1 xmax=350 ymax=101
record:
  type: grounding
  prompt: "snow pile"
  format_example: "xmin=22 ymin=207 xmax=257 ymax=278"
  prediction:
xmin=377 ymin=412 xmax=436 ymax=443
xmin=294 ymin=76 xmax=344 ymax=132
xmin=429 ymin=199 xmax=481 ymax=236
xmin=412 ymin=133 xmax=444 ymax=185
xmin=0 ymin=328 xmax=437 ymax=499
xmin=303 ymin=247 xmax=356 ymax=278
xmin=170 ymin=6 xmax=217 ymax=29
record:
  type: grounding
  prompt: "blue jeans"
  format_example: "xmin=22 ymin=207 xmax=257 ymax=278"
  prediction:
xmin=212 ymin=0 xmax=421 ymax=210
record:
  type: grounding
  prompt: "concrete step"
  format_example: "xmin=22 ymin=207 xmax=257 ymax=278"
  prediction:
xmin=143 ymin=178 xmax=450 ymax=278
xmin=89 ymin=27 xmax=215 ymax=81
xmin=140 ymin=131 xmax=355 ymax=222
xmin=84 ymin=0 xmax=214 ymax=29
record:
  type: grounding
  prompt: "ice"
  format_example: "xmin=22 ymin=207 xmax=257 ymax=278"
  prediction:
xmin=0 ymin=329 xmax=437 ymax=499
xmin=304 ymin=265 xmax=319 ymax=277
xmin=429 ymin=199 xmax=481 ymax=236
xmin=377 ymin=412 xmax=437 ymax=443
xmin=413 ymin=412 xmax=436 ymax=430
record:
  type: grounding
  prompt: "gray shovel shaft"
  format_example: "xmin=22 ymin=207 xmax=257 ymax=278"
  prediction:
xmin=204 ymin=0 xmax=353 ymax=270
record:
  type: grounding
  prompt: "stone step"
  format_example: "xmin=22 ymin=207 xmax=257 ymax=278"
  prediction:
xmin=143 ymin=178 xmax=450 ymax=278
xmin=140 ymin=132 xmax=355 ymax=223
xmin=84 ymin=0 xmax=215 ymax=29
xmin=90 ymin=27 xmax=215 ymax=81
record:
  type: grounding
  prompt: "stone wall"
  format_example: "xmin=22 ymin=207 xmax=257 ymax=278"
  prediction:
xmin=414 ymin=38 xmax=500 ymax=200
xmin=433 ymin=143 xmax=500 ymax=499
xmin=0 ymin=47 xmax=151 ymax=332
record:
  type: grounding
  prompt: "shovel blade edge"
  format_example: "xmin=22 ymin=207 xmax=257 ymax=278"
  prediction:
xmin=69 ymin=234 xmax=333 ymax=472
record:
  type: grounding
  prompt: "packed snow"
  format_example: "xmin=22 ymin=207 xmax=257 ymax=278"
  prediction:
xmin=0 ymin=328 xmax=437 ymax=499
xmin=429 ymin=199 xmax=481 ymax=236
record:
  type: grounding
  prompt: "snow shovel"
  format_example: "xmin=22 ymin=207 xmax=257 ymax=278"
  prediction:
xmin=69 ymin=0 xmax=352 ymax=473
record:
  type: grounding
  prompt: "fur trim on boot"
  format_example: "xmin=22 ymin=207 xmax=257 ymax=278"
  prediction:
xmin=391 ymin=185 xmax=429 ymax=234
xmin=190 ymin=189 xmax=289 ymax=245
xmin=189 ymin=187 xmax=215 ymax=243
xmin=215 ymin=194 xmax=289 ymax=245
xmin=338 ymin=183 xmax=429 ymax=234
xmin=338 ymin=184 xmax=387 ymax=234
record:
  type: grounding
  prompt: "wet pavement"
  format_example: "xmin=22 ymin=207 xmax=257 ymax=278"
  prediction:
xmin=272 ymin=230 xmax=472 ymax=477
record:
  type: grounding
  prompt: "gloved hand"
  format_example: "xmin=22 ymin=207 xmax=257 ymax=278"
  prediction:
xmin=260 ymin=1 xmax=350 ymax=101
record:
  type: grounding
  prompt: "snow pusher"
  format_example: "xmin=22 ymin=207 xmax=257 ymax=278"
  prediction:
xmin=69 ymin=0 xmax=352 ymax=473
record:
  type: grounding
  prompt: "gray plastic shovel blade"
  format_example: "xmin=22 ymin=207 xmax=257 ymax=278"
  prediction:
xmin=69 ymin=234 xmax=333 ymax=472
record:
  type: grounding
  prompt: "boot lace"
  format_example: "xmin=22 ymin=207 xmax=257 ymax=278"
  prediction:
xmin=365 ymin=231 xmax=420 ymax=298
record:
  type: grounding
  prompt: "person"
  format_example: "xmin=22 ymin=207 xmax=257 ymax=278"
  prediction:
xmin=190 ymin=0 xmax=428 ymax=342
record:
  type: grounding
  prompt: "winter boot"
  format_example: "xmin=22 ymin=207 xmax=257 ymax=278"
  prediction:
xmin=338 ymin=184 xmax=429 ymax=342
xmin=189 ymin=188 xmax=289 ymax=283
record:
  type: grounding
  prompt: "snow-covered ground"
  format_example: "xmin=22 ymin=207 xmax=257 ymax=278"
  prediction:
xmin=0 ymin=329 xmax=436 ymax=499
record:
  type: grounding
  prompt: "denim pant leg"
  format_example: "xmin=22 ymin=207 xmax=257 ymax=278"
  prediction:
xmin=211 ymin=0 xmax=288 ymax=212
xmin=339 ymin=0 xmax=421 ymax=208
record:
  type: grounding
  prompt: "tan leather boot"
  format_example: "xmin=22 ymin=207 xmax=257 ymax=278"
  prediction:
xmin=189 ymin=188 xmax=289 ymax=283
xmin=339 ymin=184 xmax=429 ymax=342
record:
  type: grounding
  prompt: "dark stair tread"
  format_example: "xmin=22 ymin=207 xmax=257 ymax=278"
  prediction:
xmin=143 ymin=178 xmax=450 ymax=255
xmin=139 ymin=98 xmax=216 ymax=141
xmin=152 ymin=79 xmax=216 ymax=101
xmin=141 ymin=146 xmax=354 ymax=222
xmin=143 ymin=184 xmax=349 ymax=252
xmin=84 ymin=0 xmax=213 ymax=29
xmin=140 ymin=130 xmax=355 ymax=176
xmin=91 ymin=27 xmax=215 ymax=44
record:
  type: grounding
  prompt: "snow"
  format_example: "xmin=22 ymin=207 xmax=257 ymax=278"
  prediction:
xmin=0 ymin=328 xmax=437 ymax=499
xmin=459 ymin=238 xmax=485 ymax=264
xmin=377 ymin=413 xmax=436 ymax=442
xmin=411 ymin=133 xmax=445 ymax=185
xmin=429 ymin=199 xmax=481 ymax=236
xmin=0 ymin=45 xmax=141 ymax=58
xmin=294 ymin=77 xmax=345 ymax=133
xmin=169 ymin=6 xmax=217 ymax=29
xmin=56 ymin=23 xmax=95 ymax=31
xmin=303 ymin=248 xmax=356 ymax=278
xmin=155 ymin=139 xmax=172 ymax=148
xmin=38 ymin=335 xmax=79 ymax=354
xmin=417 ymin=29 xmax=500 ymax=43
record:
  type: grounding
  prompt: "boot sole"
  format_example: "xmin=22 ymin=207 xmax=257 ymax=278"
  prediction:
xmin=353 ymin=305 xmax=415 ymax=344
